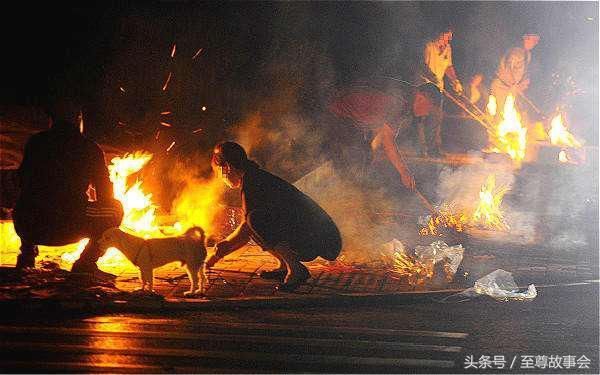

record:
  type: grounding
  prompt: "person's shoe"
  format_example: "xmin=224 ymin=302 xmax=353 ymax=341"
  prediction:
xmin=15 ymin=254 xmax=36 ymax=270
xmin=278 ymin=265 xmax=310 ymax=292
xmin=259 ymin=268 xmax=287 ymax=281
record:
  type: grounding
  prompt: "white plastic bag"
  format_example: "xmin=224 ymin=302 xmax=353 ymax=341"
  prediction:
xmin=414 ymin=241 xmax=464 ymax=276
xmin=456 ymin=269 xmax=537 ymax=301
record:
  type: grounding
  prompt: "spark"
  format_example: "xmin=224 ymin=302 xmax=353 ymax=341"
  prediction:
xmin=155 ymin=131 xmax=161 ymax=140
xmin=162 ymin=72 xmax=172 ymax=91
xmin=192 ymin=48 xmax=204 ymax=60
xmin=160 ymin=121 xmax=172 ymax=127
xmin=202 ymin=106 xmax=207 ymax=111
xmin=192 ymin=128 xmax=203 ymax=134
xmin=160 ymin=111 xmax=172 ymax=115
xmin=170 ymin=43 xmax=177 ymax=58
xmin=117 ymin=121 xmax=126 ymax=127
xmin=166 ymin=141 xmax=176 ymax=152
xmin=119 ymin=87 xmax=126 ymax=93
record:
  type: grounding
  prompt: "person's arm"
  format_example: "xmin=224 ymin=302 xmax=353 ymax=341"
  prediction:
xmin=206 ymin=221 xmax=251 ymax=268
xmin=89 ymin=145 xmax=114 ymax=202
xmin=376 ymin=123 xmax=416 ymax=191
xmin=445 ymin=47 xmax=463 ymax=94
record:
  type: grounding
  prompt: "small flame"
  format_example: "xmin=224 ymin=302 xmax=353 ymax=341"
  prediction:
xmin=486 ymin=95 xmax=497 ymax=116
xmin=558 ymin=150 xmax=569 ymax=163
xmin=419 ymin=204 xmax=468 ymax=236
xmin=470 ymin=174 xmax=510 ymax=231
xmin=549 ymin=114 xmax=581 ymax=148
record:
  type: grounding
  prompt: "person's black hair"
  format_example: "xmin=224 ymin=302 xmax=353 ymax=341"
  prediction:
xmin=211 ymin=141 xmax=258 ymax=170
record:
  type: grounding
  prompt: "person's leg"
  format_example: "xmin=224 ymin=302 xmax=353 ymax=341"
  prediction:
xmin=15 ymin=240 xmax=38 ymax=269
xmin=259 ymin=249 xmax=288 ymax=280
xmin=271 ymin=244 xmax=310 ymax=291
xmin=71 ymin=200 xmax=123 ymax=275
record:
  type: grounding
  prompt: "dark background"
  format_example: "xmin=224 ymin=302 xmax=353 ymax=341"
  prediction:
xmin=1 ymin=1 xmax=597 ymax=153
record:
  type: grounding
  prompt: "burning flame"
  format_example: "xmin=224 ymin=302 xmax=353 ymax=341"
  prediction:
xmin=419 ymin=204 xmax=468 ymax=236
xmin=470 ymin=174 xmax=510 ymax=231
xmin=549 ymin=114 xmax=581 ymax=148
xmin=109 ymin=152 xmax=158 ymax=236
xmin=489 ymin=95 xmax=528 ymax=163
xmin=392 ymin=252 xmax=433 ymax=286
xmin=486 ymin=95 xmax=497 ymax=116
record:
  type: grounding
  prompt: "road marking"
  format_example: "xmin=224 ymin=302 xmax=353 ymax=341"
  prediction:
xmin=0 ymin=342 xmax=457 ymax=369
xmin=0 ymin=325 xmax=464 ymax=353
xmin=0 ymin=360 xmax=241 ymax=374
xmin=81 ymin=318 xmax=469 ymax=339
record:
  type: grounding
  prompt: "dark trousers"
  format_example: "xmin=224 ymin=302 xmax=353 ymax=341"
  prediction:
xmin=415 ymin=84 xmax=444 ymax=155
xmin=15 ymin=200 xmax=123 ymax=267
xmin=246 ymin=209 xmax=340 ymax=262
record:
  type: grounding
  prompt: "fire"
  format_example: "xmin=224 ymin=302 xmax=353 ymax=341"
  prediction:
xmin=486 ymin=95 xmax=497 ymax=116
xmin=488 ymin=94 xmax=528 ymax=163
xmin=391 ymin=252 xmax=434 ymax=286
xmin=558 ymin=150 xmax=569 ymax=163
xmin=419 ymin=204 xmax=468 ymax=236
xmin=549 ymin=113 xmax=581 ymax=148
xmin=470 ymin=174 xmax=510 ymax=231
xmin=108 ymin=152 xmax=158 ymax=236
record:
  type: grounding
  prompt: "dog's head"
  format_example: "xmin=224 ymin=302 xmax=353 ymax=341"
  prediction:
xmin=98 ymin=227 xmax=123 ymax=249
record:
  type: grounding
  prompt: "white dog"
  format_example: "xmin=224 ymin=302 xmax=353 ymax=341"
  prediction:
xmin=98 ymin=227 xmax=208 ymax=297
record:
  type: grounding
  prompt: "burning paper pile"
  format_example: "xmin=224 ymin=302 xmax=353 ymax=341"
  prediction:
xmin=419 ymin=173 xmax=510 ymax=236
xmin=383 ymin=240 xmax=464 ymax=286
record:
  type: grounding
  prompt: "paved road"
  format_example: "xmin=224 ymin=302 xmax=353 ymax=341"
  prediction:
xmin=1 ymin=281 xmax=597 ymax=373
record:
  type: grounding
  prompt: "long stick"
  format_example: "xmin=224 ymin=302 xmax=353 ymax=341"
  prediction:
xmin=419 ymin=75 xmax=495 ymax=134
xmin=517 ymin=91 xmax=545 ymax=118
xmin=414 ymin=188 xmax=436 ymax=215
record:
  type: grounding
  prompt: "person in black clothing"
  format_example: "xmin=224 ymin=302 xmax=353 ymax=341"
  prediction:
xmin=13 ymin=99 xmax=123 ymax=277
xmin=206 ymin=142 xmax=341 ymax=291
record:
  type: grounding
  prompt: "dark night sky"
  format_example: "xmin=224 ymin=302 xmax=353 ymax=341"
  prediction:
xmin=1 ymin=1 xmax=598 ymax=148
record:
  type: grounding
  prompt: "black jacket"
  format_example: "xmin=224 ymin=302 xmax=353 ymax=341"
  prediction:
xmin=241 ymin=165 xmax=341 ymax=261
xmin=13 ymin=123 xmax=113 ymax=238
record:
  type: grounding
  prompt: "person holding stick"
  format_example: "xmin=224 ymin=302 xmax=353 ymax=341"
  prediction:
xmin=413 ymin=26 xmax=464 ymax=158
xmin=490 ymin=33 xmax=540 ymax=114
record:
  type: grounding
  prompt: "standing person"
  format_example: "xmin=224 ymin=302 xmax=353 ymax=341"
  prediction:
xmin=328 ymin=87 xmax=416 ymax=191
xmin=413 ymin=26 xmax=463 ymax=158
xmin=490 ymin=33 xmax=540 ymax=113
xmin=12 ymin=99 xmax=123 ymax=278
xmin=206 ymin=142 xmax=341 ymax=291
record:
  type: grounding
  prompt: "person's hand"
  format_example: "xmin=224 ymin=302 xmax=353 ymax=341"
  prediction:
xmin=400 ymin=171 xmax=416 ymax=192
xmin=453 ymin=80 xmax=463 ymax=95
xmin=516 ymin=78 xmax=530 ymax=93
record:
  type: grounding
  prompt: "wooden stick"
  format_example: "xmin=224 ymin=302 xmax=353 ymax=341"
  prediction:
xmin=414 ymin=188 xmax=437 ymax=215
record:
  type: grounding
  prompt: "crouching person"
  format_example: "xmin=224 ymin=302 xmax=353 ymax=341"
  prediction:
xmin=206 ymin=142 xmax=342 ymax=291
xmin=12 ymin=99 xmax=123 ymax=279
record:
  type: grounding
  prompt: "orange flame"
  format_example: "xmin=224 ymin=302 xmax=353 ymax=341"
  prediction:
xmin=470 ymin=174 xmax=510 ymax=231
xmin=549 ymin=114 xmax=581 ymax=148
xmin=488 ymin=95 xmax=527 ymax=163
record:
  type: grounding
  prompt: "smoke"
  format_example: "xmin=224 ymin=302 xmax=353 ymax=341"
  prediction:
xmin=435 ymin=152 xmax=539 ymax=242
xmin=294 ymin=161 xmax=419 ymax=263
